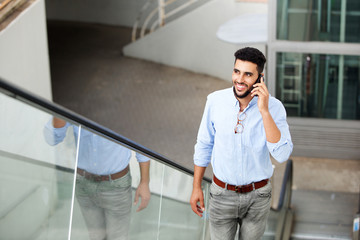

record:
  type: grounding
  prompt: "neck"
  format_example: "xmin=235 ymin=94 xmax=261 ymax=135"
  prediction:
xmin=232 ymin=86 xmax=253 ymax=111
xmin=237 ymin=95 xmax=253 ymax=111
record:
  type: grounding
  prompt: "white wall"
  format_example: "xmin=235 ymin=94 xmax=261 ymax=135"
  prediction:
xmin=46 ymin=0 xmax=267 ymax=81
xmin=46 ymin=0 xmax=149 ymax=27
xmin=0 ymin=0 xmax=52 ymax=100
xmin=45 ymin=0 xmax=208 ymax=28
xmin=123 ymin=0 xmax=267 ymax=81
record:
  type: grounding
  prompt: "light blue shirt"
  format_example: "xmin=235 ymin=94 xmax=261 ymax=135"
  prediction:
xmin=44 ymin=121 xmax=149 ymax=175
xmin=194 ymin=88 xmax=293 ymax=185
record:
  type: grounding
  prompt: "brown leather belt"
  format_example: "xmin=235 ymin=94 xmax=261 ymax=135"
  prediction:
xmin=213 ymin=175 xmax=269 ymax=193
xmin=77 ymin=165 xmax=129 ymax=182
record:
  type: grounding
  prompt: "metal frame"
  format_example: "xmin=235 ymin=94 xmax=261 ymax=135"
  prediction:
xmin=267 ymin=0 xmax=360 ymax=160
xmin=132 ymin=0 xmax=198 ymax=41
xmin=267 ymin=0 xmax=360 ymax=97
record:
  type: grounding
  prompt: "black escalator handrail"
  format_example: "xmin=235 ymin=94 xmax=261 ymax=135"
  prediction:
xmin=275 ymin=159 xmax=293 ymax=211
xmin=0 ymin=78 xmax=212 ymax=183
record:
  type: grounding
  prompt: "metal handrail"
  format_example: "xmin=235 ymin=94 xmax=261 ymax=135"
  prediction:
xmin=0 ymin=77 xmax=212 ymax=183
xmin=275 ymin=159 xmax=293 ymax=211
xmin=132 ymin=0 xmax=198 ymax=41
xmin=272 ymin=159 xmax=294 ymax=240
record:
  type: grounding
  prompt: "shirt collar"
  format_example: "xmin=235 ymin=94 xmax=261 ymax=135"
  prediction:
xmin=231 ymin=87 xmax=258 ymax=109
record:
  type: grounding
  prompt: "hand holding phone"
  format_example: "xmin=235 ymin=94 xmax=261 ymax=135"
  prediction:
xmin=253 ymin=74 xmax=264 ymax=96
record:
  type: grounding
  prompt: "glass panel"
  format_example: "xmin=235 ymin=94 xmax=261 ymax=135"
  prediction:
xmin=276 ymin=52 xmax=360 ymax=119
xmin=158 ymin=165 xmax=209 ymax=240
xmin=277 ymin=0 xmax=360 ymax=43
xmin=129 ymin=158 xmax=162 ymax=240
xmin=69 ymin=126 xmax=163 ymax=240
xmin=0 ymin=86 xmax=212 ymax=239
xmin=0 ymin=92 xmax=78 ymax=239
xmin=66 ymin=124 xmax=211 ymax=240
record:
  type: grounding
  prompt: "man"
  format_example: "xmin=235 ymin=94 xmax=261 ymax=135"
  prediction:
xmin=190 ymin=47 xmax=293 ymax=239
xmin=44 ymin=117 xmax=151 ymax=240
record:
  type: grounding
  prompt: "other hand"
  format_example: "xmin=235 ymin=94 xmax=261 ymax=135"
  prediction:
xmin=134 ymin=181 xmax=151 ymax=212
xmin=190 ymin=187 xmax=205 ymax=217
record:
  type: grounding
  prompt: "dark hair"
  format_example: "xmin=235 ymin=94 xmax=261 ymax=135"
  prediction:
xmin=234 ymin=47 xmax=266 ymax=73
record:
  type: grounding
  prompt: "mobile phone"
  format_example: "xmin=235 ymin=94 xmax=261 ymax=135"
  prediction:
xmin=254 ymin=74 xmax=263 ymax=97
xmin=255 ymin=74 xmax=263 ymax=84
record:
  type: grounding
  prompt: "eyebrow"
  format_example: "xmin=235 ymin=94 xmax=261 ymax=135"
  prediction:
xmin=233 ymin=68 xmax=254 ymax=75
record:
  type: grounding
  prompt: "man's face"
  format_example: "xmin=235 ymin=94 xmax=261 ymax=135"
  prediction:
xmin=232 ymin=59 xmax=259 ymax=99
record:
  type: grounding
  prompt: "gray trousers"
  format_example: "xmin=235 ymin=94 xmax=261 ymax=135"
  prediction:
xmin=209 ymin=181 xmax=272 ymax=240
xmin=75 ymin=171 xmax=132 ymax=240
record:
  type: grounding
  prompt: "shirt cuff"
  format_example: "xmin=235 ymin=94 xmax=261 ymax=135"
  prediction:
xmin=194 ymin=159 xmax=210 ymax=167
xmin=266 ymin=134 xmax=288 ymax=152
xmin=135 ymin=152 xmax=150 ymax=162
xmin=43 ymin=120 xmax=70 ymax=145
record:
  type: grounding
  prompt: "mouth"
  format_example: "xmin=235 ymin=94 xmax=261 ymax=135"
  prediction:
xmin=235 ymin=83 xmax=248 ymax=92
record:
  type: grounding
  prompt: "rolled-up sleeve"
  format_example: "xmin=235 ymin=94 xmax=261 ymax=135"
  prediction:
xmin=266 ymin=103 xmax=293 ymax=163
xmin=194 ymin=96 xmax=215 ymax=167
xmin=135 ymin=152 xmax=150 ymax=163
xmin=43 ymin=119 xmax=70 ymax=146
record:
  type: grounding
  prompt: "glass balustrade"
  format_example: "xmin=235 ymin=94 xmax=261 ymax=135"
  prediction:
xmin=0 ymin=92 xmax=77 ymax=239
xmin=0 ymin=88 xmax=210 ymax=240
xmin=0 ymin=78 xmax=292 ymax=239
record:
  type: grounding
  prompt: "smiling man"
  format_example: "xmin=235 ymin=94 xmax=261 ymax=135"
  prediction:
xmin=190 ymin=47 xmax=293 ymax=239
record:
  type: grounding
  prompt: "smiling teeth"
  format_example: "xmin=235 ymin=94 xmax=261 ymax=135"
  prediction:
xmin=237 ymin=84 xmax=246 ymax=90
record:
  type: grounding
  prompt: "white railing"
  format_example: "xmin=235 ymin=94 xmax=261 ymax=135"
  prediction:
xmin=132 ymin=0 xmax=198 ymax=41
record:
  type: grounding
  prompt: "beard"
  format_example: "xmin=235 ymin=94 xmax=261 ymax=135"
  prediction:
xmin=232 ymin=84 xmax=255 ymax=99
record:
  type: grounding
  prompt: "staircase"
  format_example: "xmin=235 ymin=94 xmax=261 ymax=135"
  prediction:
xmin=131 ymin=0 xmax=205 ymax=41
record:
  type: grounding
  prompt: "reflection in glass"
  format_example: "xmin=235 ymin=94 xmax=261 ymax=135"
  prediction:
xmin=276 ymin=52 xmax=360 ymax=119
xmin=129 ymin=159 xmax=162 ymax=240
xmin=277 ymin=0 xmax=360 ymax=43
xmin=0 ymin=88 xmax=211 ymax=239
xmin=0 ymin=93 xmax=77 ymax=239
xmin=44 ymin=119 xmax=151 ymax=240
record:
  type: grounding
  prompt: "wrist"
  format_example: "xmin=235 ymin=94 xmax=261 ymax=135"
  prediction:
xmin=260 ymin=108 xmax=270 ymax=116
xmin=140 ymin=178 xmax=150 ymax=184
xmin=193 ymin=183 xmax=203 ymax=190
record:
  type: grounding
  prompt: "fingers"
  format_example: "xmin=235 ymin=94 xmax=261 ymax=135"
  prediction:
xmin=252 ymin=77 xmax=268 ymax=98
xmin=133 ymin=190 xmax=139 ymax=206
xmin=199 ymin=196 xmax=205 ymax=212
xmin=134 ymin=184 xmax=151 ymax=212
xmin=134 ymin=194 xmax=150 ymax=212
xmin=251 ymin=86 xmax=267 ymax=97
xmin=190 ymin=190 xmax=205 ymax=217
xmin=190 ymin=202 xmax=204 ymax=217
xmin=136 ymin=197 xmax=150 ymax=212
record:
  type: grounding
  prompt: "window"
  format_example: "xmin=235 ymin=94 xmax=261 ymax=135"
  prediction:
xmin=277 ymin=0 xmax=360 ymax=43
xmin=276 ymin=52 xmax=360 ymax=119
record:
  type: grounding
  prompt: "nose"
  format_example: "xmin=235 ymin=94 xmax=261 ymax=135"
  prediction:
xmin=234 ymin=74 xmax=245 ymax=83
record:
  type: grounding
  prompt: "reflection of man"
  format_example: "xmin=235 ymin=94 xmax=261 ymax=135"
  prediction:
xmin=44 ymin=118 xmax=150 ymax=240
xmin=190 ymin=47 xmax=293 ymax=239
